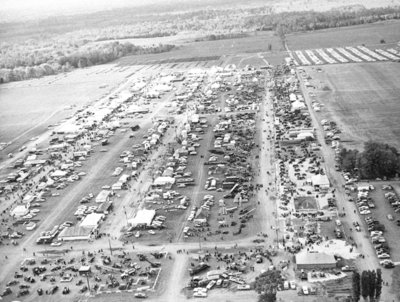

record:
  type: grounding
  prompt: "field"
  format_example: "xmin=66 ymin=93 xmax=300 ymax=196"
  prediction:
xmin=0 ymin=65 xmax=142 ymax=156
xmin=303 ymin=62 xmax=400 ymax=150
xmin=286 ymin=21 xmax=400 ymax=51
xmin=117 ymin=32 xmax=285 ymax=66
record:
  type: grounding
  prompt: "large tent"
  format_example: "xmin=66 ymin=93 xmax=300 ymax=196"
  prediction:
xmin=128 ymin=209 xmax=156 ymax=227
xmin=80 ymin=213 xmax=104 ymax=228
xmin=311 ymin=174 xmax=330 ymax=189
xmin=295 ymin=251 xmax=336 ymax=270
xmin=10 ymin=205 xmax=29 ymax=217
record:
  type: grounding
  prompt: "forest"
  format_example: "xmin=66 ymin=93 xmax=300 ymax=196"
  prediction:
xmin=339 ymin=141 xmax=400 ymax=179
xmin=1 ymin=5 xmax=400 ymax=84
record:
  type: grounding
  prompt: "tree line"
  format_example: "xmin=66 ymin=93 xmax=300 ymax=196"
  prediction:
xmin=0 ymin=42 xmax=174 ymax=83
xmin=2 ymin=5 xmax=400 ymax=84
xmin=244 ymin=6 xmax=400 ymax=38
xmin=339 ymin=141 xmax=400 ymax=179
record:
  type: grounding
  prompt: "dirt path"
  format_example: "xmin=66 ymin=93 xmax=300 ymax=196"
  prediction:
xmin=161 ymin=253 xmax=188 ymax=301
xmin=256 ymin=77 xmax=278 ymax=240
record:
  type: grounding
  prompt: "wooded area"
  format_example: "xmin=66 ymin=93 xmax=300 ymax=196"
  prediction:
xmin=339 ymin=141 xmax=400 ymax=179
xmin=1 ymin=5 xmax=400 ymax=83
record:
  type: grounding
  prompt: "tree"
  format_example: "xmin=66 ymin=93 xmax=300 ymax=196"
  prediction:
xmin=357 ymin=141 xmax=399 ymax=179
xmin=352 ymin=271 xmax=361 ymax=302
xmin=369 ymin=270 xmax=376 ymax=301
xmin=341 ymin=141 xmax=400 ymax=179
xmin=254 ymin=270 xmax=282 ymax=302
xmin=361 ymin=270 xmax=369 ymax=300
xmin=259 ymin=290 xmax=277 ymax=302
xmin=375 ymin=269 xmax=383 ymax=299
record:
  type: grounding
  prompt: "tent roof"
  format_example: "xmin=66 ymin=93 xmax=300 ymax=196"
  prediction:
xmin=296 ymin=251 xmax=336 ymax=265
xmin=128 ymin=209 xmax=156 ymax=226
xmin=311 ymin=174 xmax=330 ymax=186
xmin=80 ymin=213 xmax=103 ymax=228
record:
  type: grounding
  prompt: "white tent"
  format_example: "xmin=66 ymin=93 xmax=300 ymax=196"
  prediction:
xmin=10 ymin=205 xmax=29 ymax=217
xmin=51 ymin=170 xmax=67 ymax=178
xmin=128 ymin=209 xmax=156 ymax=227
xmin=96 ymin=190 xmax=111 ymax=203
xmin=153 ymin=177 xmax=175 ymax=186
xmin=80 ymin=213 xmax=104 ymax=228
xmin=311 ymin=174 xmax=330 ymax=188
xmin=292 ymin=100 xmax=306 ymax=111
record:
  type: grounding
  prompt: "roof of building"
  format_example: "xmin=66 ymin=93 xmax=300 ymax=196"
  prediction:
xmin=58 ymin=226 xmax=92 ymax=239
xmin=128 ymin=209 xmax=156 ymax=227
xmin=80 ymin=213 xmax=104 ymax=228
xmin=296 ymin=251 xmax=336 ymax=265
xmin=311 ymin=174 xmax=330 ymax=187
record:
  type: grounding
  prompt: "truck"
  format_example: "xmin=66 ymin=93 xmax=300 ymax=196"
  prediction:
xmin=189 ymin=263 xmax=210 ymax=276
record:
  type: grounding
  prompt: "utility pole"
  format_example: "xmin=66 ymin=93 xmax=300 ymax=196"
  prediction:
xmin=198 ymin=233 xmax=202 ymax=252
xmin=85 ymin=273 xmax=91 ymax=292
xmin=123 ymin=206 xmax=128 ymax=225
xmin=108 ymin=238 xmax=113 ymax=255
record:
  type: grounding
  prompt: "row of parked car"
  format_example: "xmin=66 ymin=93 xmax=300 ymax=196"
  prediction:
xmin=364 ymin=216 xmax=394 ymax=268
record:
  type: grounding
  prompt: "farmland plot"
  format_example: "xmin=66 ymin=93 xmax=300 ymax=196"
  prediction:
xmin=336 ymin=47 xmax=362 ymax=63
xmin=305 ymin=50 xmax=322 ymax=65
xmin=375 ymin=49 xmax=400 ymax=60
xmin=357 ymin=46 xmax=387 ymax=61
xmin=295 ymin=50 xmax=311 ymax=65
xmin=306 ymin=63 xmax=400 ymax=150
xmin=346 ymin=47 xmax=375 ymax=62
xmin=315 ymin=49 xmax=337 ymax=64
xmin=286 ymin=21 xmax=400 ymax=50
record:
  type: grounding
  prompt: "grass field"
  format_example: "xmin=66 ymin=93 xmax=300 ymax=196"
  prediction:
xmin=304 ymin=62 xmax=400 ymax=150
xmin=118 ymin=31 xmax=284 ymax=66
xmin=287 ymin=21 xmax=400 ymax=50
xmin=0 ymin=64 xmax=139 ymax=154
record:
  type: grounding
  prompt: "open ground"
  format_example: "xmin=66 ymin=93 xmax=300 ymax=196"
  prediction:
xmin=302 ymin=62 xmax=400 ymax=150
xmin=286 ymin=21 xmax=400 ymax=50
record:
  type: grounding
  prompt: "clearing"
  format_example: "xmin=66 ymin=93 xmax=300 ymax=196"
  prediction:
xmin=302 ymin=62 xmax=400 ymax=150
xmin=287 ymin=21 xmax=400 ymax=50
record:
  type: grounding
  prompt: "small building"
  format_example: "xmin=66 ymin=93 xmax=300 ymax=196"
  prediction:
xmin=295 ymin=251 xmax=337 ymax=270
xmin=78 ymin=265 xmax=92 ymax=276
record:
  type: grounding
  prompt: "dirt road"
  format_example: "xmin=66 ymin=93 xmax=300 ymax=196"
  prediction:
xmin=298 ymin=70 xmax=395 ymax=301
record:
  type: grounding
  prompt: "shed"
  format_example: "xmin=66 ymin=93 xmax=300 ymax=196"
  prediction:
xmin=295 ymin=251 xmax=336 ymax=270
xmin=78 ymin=265 xmax=92 ymax=276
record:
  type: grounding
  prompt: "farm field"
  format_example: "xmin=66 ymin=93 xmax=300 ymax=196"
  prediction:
xmin=303 ymin=62 xmax=400 ymax=150
xmin=286 ymin=21 xmax=400 ymax=51
xmin=290 ymin=45 xmax=400 ymax=66
xmin=117 ymin=31 xmax=284 ymax=66
xmin=0 ymin=64 xmax=142 ymax=155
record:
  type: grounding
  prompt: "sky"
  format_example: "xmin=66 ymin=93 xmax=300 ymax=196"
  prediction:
xmin=0 ymin=0 xmax=169 ymax=22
